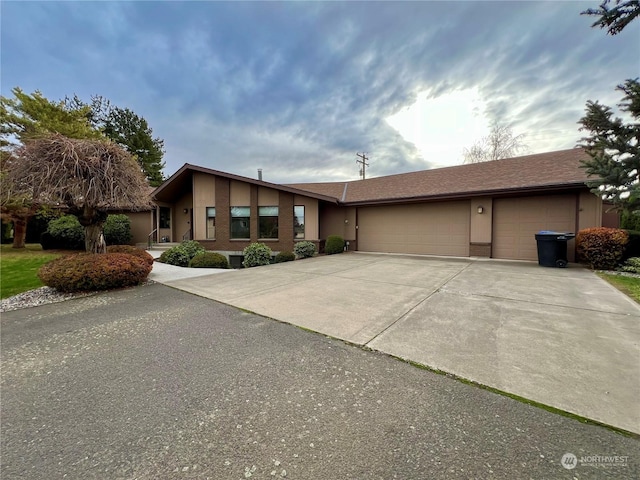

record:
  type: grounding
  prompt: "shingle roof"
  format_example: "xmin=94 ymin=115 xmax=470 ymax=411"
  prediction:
xmin=287 ymin=148 xmax=591 ymax=205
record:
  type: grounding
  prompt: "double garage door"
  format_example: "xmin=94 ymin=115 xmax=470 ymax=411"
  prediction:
xmin=357 ymin=201 xmax=470 ymax=256
xmin=357 ymin=195 xmax=577 ymax=261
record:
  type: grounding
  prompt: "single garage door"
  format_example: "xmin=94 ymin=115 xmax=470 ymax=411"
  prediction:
xmin=493 ymin=195 xmax=577 ymax=261
xmin=357 ymin=201 xmax=470 ymax=256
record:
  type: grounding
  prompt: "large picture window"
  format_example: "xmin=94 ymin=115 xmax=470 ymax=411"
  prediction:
xmin=259 ymin=206 xmax=279 ymax=239
xmin=294 ymin=205 xmax=305 ymax=239
xmin=206 ymin=207 xmax=216 ymax=239
xmin=159 ymin=206 xmax=171 ymax=229
xmin=230 ymin=206 xmax=250 ymax=239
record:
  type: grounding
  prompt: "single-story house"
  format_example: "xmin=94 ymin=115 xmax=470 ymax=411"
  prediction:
xmin=130 ymin=148 xmax=608 ymax=263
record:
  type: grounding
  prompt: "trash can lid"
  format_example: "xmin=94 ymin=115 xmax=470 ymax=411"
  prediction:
xmin=537 ymin=230 xmax=560 ymax=234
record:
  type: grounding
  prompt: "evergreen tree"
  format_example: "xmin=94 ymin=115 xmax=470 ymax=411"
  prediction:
xmin=582 ymin=0 xmax=640 ymax=35
xmin=66 ymin=95 xmax=165 ymax=186
xmin=578 ymin=79 xmax=640 ymax=212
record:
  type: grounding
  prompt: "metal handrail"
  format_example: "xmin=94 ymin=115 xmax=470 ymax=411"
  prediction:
xmin=147 ymin=229 xmax=158 ymax=249
xmin=182 ymin=229 xmax=192 ymax=241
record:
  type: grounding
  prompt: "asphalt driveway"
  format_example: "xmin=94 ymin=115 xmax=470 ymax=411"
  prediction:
xmin=159 ymin=253 xmax=640 ymax=434
xmin=4 ymin=285 xmax=638 ymax=478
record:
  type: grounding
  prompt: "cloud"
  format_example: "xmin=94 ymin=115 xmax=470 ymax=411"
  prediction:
xmin=1 ymin=1 xmax=637 ymax=183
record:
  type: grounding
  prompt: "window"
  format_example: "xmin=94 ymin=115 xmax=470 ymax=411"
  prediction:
xmin=206 ymin=207 xmax=216 ymax=239
xmin=259 ymin=206 xmax=279 ymax=239
xmin=159 ymin=207 xmax=171 ymax=229
xmin=231 ymin=206 xmax=250 ymax=239
xmin=294 ymin=205 xmax=305 ymax=239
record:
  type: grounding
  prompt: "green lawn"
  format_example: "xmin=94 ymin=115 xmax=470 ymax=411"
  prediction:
xmin=599 ymin=273 xmax=640 ymax=303
xmin=0 ymin=244 xmax=62 ymax=299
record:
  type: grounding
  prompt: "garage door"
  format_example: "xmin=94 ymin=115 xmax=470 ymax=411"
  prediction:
xmin=493 ymin=195 xmax=577 ymax=261
xmin=357 ymin=202 xmax=470 ymax=256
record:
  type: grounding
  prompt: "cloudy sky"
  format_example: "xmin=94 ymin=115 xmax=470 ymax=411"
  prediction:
xmin=2 ymin=1 xmax=637 ymax=183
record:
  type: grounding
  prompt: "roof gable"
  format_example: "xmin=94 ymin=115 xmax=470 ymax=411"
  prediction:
xmin=153 ymin=163 xmax=339 ymax=203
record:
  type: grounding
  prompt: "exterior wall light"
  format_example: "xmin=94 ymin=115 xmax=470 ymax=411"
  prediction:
xmin=183 ymin=208 xmax=189 ymax=214
xmin=477 ymin=206 xmax=484 ymax=214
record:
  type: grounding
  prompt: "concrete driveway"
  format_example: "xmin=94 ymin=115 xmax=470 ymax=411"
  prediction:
xmin=158 ymin=253 xmax=640 ymax=434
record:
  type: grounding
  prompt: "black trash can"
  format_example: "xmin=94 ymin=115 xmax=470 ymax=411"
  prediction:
xmin=534 ymin=231 xmax=576 ymax=268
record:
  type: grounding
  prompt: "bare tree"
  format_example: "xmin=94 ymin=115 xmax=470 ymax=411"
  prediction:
xmin=463 ymin=122 xmax=528 ymax=164
xmin=2 ymin=134 xmax=151 ymax=253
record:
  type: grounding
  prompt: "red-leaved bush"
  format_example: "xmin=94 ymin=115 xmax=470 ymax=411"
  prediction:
xmin=576 ymin=227 xmax=628 ymax=270
xmin=38 ymin=253 xmax=152 ymax=292
xmin=106 ymin=245 xmax=154 ymax=267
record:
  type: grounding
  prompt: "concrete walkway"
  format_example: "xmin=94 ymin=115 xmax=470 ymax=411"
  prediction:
xmin=153 ymin=252 xmax=640 ymax=434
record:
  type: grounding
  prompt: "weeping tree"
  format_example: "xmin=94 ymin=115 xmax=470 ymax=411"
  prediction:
xmin=1 ymin=88 xmax=101 ymax=248
xmin=2 ymin=134 xmax=151 ymax=253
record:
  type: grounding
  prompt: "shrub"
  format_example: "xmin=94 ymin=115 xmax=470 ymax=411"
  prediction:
xmin=623 ymin=230 xmax=640 ymax=260
xmin=621 ymin=210 xmax=640 ymax=231
xmin=42 ymin=214 xmax=132 ymax=249
xmin=618 ymin=257 xmax=640 ymax=274
xmin=181 ymin=240 xmax=206 ymax=259
xmin=158 ymin=240 xmax=205 ymax=267
xmin=44 ymin=215 xmax=84 ymax=250
xmin=189 ymin=252 xmax=229 ymax=269
xmin=274 ymin=251 xmax=296 ymax=263
xmin=104 ymin=214 xmax=132 ymax=245
xmin=38 ymin=253 xmax=152 ymax=292
xmin=106 ymin=245 xmax=154 ymax=267
xmin=576 ymin=227 xmax=628 ymax=270
xmin=243 ymin=242 xmax=272 ymax=268
xmin=294 ymin=241 xmax=316 ymax=259
xmin=26 ymin=208 xmax=61 ymax=244
xmin=325 ymin=235 xmax=345 ymax=255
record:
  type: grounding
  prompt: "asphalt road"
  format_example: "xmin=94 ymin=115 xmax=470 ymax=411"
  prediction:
xmin=1 ymin=284 xmax=638 ymax=479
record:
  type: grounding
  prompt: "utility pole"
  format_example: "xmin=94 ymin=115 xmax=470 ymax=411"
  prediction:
xmin=356 ymin=152 xmax=369 ymax=180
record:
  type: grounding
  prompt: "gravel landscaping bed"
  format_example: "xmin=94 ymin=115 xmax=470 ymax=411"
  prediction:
xmin=0 ymin=281 xmax=155 ymax=313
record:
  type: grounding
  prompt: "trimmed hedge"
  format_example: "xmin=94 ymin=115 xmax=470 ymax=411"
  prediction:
xmin=38 ymin=253 xmax=152 ymax=292
xmin=158 ymin=240 xmax=206 ymax=267
xmin=294 ymin=241 xmax=316 ymax=259
xmin=104 ymin=214 xmax=133 ymax=245
xmin=243 ymin=242 xmax=273 ymax=268
xmin=274 ymin=251 xmax=296 ymax=263
xmin=189 ymin=252 xmax=229 ymax=268
xmin=106 ymin=245 xmax=154 ymax=267
xmin=325 ymin=235 xmax=345 ymax=255
xmin=576 ymin=227 xmax=628 ymax=270
xmin=43 ymin=215 xmax=84 ymax=250
xmin=41 ymin=214 xmax=133 ymax=250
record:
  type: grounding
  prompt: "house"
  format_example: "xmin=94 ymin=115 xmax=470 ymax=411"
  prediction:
xmin=131 ymin=148 xmax=604 ymax=262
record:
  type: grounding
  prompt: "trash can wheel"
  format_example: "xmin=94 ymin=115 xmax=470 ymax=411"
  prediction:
xmin=556 ymin=259 xmax=567 ymax=268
